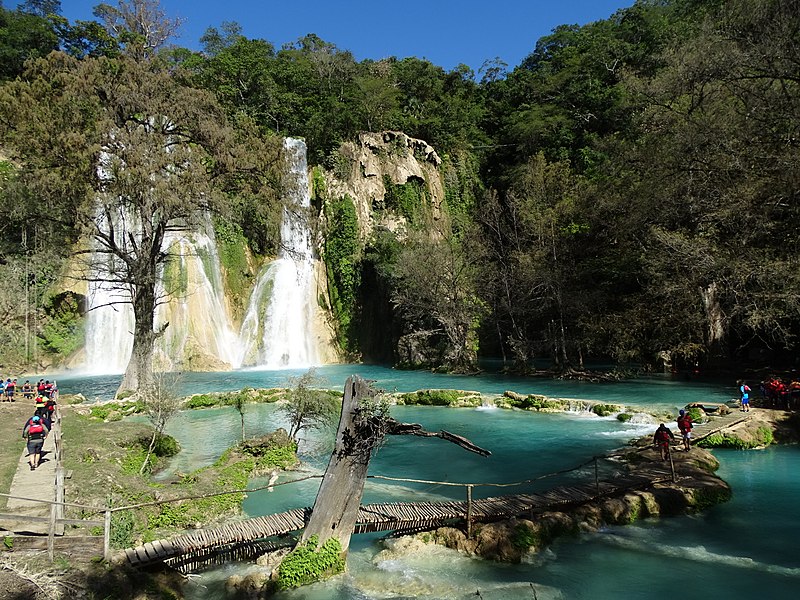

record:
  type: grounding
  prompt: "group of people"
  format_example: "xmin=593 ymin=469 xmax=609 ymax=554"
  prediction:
xmin=653 ymin=409 xmax=694 ymax=460
xmin=11 ymin=380 xmax=60 ymax=471
xmin=1 ymin=377 xmax=58 ymax=402
xmin=758 ymin=376 xmax=800 ymax=410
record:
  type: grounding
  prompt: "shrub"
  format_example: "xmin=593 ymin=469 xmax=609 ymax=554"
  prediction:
xmin=277 ymin=536 xmax=345 ymax=589
xmin=592 ymin=404 xmax=618 ymax=417
xmin=399 ymin=390 xmax=460 ymax=406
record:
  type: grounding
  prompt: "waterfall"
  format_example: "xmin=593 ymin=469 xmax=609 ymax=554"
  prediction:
xmin=84 ymin=220 xmax=241 ymax=374
xmin=84 ymin=265 xmax=135 ymax=375
xmin=154 ymin=227 xmax=241 ymax=371
xmin=84 ymin=138 xmax=323 ymax=373
xmin=236 ymin=138 xmax=321 ymax=368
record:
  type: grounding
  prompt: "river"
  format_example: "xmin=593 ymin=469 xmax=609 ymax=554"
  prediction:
xmin=55 ymin=365 xmax=800 ymax=600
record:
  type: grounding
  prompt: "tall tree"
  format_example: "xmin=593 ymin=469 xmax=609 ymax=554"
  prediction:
xmin=0 ymin=52 xmax=281 ymax=395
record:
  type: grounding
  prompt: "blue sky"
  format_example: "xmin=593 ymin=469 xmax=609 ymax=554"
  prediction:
xmin=39 ymin=1 xmax=633 ymax=72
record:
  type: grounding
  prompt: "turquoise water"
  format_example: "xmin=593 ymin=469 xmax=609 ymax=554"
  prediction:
xmin=55 ymin=367 xmax=798 ymax=599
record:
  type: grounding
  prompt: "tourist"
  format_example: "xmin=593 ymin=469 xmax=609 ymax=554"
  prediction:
xmin=740 ymin=380 xmax=751 ymax=412
xmin=34 ymin=397 xmax=51 ymax=428
xmin=22 ymin=415 xmax=49 ymax=470
xmin=677 ymin=409 xmax=693 ymax=452
xmin=22 ymin=380 xmax=34 ymax=400
xmin=653 ymin=423 xmax=675 ymax=461
xmin=5 ymin=378 xmax=16 ymax=401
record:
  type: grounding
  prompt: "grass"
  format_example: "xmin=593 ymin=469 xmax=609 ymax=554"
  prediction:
xmin=59 ymin=407 xmax=298 ymax=547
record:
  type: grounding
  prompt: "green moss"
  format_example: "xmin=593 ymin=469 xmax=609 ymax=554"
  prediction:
xmin=510 ymin=523 xmax=539 ymax=550
xmin=697 ymin=426 xmax=774 ymax=450
xmin=184 ymin=388 xmax=282 ymax=409
xmin=89 ymin=401 xmax=145 ymax=420
xmin=617 ymin=413 xmax=632 ymax=422
xmin=382 ymin=175 xmax=428 ymax=226
xmin=39 ymin=291 xmax=84 ymax=357
xmin=398 ymin=390 xmax=461 ymax=406
xmin=592 ymin=404 xmax=618 ymax=417
xmin=323 ymin=195 xmax=360 ymax=353
xmin=213 ymin=218 xmax=253 ymax=321
xmin=691 ymin=485 xmax=732 ymax=511
xmin=276 ymin=535 xmax=346 ymax=590
xmin=161 ymin=245 xmax=189 ymax=296
xmin=507 ymin=395 xmax=562 ymax=411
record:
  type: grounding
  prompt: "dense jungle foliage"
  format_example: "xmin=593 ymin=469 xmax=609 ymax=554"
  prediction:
xmin=0 ymin=0 xmax=798 ymax=376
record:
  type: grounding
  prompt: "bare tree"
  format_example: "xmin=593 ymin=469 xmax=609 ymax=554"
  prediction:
xmin=93 ymin=0 xmax=183 ymax=60
xmin=139 ymin=370 xmax=181 ymax=474
xmin=280 ymin=368 xmax=340 ymax=442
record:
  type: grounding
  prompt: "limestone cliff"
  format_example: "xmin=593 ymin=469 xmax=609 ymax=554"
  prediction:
xmin=319 ymin=131 xmax=446 ymax=242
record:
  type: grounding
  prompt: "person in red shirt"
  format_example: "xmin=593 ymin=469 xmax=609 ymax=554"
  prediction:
xmin=677 ymin=409 xmax=693 ymax=452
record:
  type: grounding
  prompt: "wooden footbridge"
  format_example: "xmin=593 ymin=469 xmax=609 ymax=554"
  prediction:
xmin=123 ymin=460 xmax=678 ymax=572
xmin=123 ymin=407 xmax=752 ymax=573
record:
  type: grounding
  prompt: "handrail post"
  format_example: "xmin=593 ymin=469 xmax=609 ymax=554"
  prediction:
xmin=466 ymin=485 xmax=473 ymax=538
xmin=48 ymin=502 xmax=56 ymax=562
xmin=104 ymin=507 xmax=112 ymax=562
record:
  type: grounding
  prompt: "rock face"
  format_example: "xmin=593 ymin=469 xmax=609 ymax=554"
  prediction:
xmin=321 ymin=131 xmax=446 ymax=242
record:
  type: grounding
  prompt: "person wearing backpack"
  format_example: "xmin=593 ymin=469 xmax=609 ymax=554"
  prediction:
xmin=740 ymin=380 xmax=752 ymax=412
xmin=22 ymin=415 xmax=49 ymax=470
xmin=653 ymin=423 xmax=675 ymax=461
xmin=677 ymin=409 xmax=693 ymax=452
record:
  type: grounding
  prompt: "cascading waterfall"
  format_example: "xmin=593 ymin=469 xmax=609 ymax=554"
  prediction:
xmin=84 ymin=261 xmax=135 ymax=375
xmin=84 ymin=138 xmax=324 ymax=373
xmin=84 ymin=219 xmax=241 ymax=374
xmin=154 ymin=227 xmax=241 ymax=371
xmin=236 ymin=138 xmax=321 ymax=368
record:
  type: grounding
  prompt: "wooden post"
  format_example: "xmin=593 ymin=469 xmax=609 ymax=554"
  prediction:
xmin=466 ymin=485 xmax=473 ymax=538
xmin=104 ymin=508 xmax=112 ymax=562
xmin=48 ymin=502 xmax=56 ymax=562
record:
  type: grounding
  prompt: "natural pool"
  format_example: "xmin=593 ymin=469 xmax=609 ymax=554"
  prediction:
xmin=55 ymin=366 xmax=799 ymax=599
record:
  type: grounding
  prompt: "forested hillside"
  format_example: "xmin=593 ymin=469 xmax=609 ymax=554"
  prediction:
xmin=0 ymin=0 xmax=797 ymax=376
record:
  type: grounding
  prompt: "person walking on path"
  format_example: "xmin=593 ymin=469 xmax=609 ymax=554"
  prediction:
xmin=740 ymin=381 xmax=751 ymax=412
xmin=677 ymin=409 xmax=693 ymax=452
xmin=653 ymin=423 xmax=676 ymax=461
xmin=22 ymin=415 xmax=49 ymax=470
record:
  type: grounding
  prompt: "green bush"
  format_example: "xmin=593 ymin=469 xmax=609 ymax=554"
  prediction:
xmin=399 ymin=390 xmax=461 ymax=406
xmin=617 ymin=413 xmax=632 ymax=422
xmin=508 ymin=395 xmax=562 ymax=410
xmin=110 ymin=509 xmax=136 ymax=549
xmin=592 ymin=404 xmax=618 ymax=417
xmin=277 ymin=536 xmax=345 ymax=590
xmin=153 ymin=434 xmax=180 ymax=458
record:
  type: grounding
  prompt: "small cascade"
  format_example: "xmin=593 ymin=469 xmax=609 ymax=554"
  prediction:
xmin=237 ymin=138 xmax=321 ymax=368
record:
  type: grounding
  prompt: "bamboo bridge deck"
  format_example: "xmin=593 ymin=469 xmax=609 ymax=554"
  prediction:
xmin=122 ymin=407 xmax=751 ymax=572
